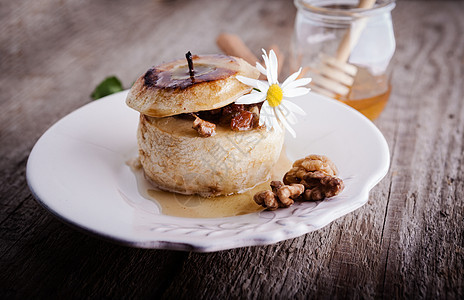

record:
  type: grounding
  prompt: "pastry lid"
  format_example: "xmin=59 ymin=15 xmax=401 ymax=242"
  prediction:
xmin=126 ymin=55 xmax=260 ymax=117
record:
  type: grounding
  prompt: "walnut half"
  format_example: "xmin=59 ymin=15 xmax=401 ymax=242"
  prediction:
xmin=284 ymin=155 xmax=344 ymax=202
xmin=254 ymin=155 xmax=344 ymax=210
xmin=254 ymin=182 xmax=304 ymax=210
xmin=303 ymin=155 xmax=338 ymax=175
xmin=301 ymin=171 xmax=344 ymax=201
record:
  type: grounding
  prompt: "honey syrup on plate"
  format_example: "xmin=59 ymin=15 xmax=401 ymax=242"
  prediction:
xmin=127 ymin=148 xmax=293 ymax=218
xmin=335 ymin=66 xmax=391 ymax=120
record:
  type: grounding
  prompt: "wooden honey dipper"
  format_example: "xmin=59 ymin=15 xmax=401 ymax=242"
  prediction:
xmin=216 ymin=33 xmax=285 ymax=78
xmin=309 ymin=0 xmax=376 ymax=98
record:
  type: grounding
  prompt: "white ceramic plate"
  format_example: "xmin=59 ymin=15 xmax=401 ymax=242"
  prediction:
xmin=27 ymin=91 xmax=389 ymax=252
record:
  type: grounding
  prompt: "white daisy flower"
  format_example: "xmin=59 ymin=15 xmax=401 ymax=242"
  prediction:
xmin=235 ymin=49 xmax=311 ymax=137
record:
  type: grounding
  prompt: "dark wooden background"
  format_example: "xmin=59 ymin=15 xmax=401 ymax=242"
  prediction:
xmin=1 ymin=0 xmax=463 ymax=298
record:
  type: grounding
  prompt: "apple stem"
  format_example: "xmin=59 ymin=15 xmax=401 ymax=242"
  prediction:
xmin=185 ymin=51 xmax=195 ymax=78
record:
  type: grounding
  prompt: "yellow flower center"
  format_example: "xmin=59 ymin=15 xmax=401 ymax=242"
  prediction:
xmin=266 ymin=84 xmax=283 ymax=107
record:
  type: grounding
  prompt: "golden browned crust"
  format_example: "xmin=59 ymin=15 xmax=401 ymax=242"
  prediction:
xmin=126 ymin=55 xmax=260 ymax=117
xmin=137 ymin=114 xmax=285 ymax=197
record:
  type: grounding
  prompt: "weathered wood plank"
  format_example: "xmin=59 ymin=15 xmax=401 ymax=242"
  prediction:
xmin=379 ymin=2 xmax=464 ymax=298
xmin=0 ymin=0 xmax=463 ymax=299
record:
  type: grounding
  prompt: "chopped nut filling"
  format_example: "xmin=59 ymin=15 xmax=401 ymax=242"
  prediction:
xmin=192 ymin=115 xmax=216 ymax=137
xmin=179 ymin=102 xmax=263 ymax=137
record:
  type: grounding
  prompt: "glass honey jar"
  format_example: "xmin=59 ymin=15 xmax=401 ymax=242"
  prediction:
xmin=290 ymin=0 xmax=396 ymax=120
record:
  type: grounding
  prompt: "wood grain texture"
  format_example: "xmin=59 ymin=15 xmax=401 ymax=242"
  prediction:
xmin=1 ymin=0 xmax=463 ymax=298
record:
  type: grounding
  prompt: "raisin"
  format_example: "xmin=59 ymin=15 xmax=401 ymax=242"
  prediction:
xmin=231 ymin=110 xmax=253 ymax=131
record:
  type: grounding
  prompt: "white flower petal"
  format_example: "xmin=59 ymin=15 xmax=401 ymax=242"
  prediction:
xmin=265 ymin=118 xmax=273 ymax=131
xmin=235 ymin=76 xmax=261 ymax=89
xmin=282 ymin=77 xmax=312 ymax=91
xmin=278 ymin=104 xmax=296 ymax=124
xmin=261 ymin=49 xmax=269 ymax=68
xmin=235 ymin=92 xmax=265 ymax=105
xmin=283 ymin=87 xmax=310 ymax=98
xmin=261 ymin=104 xmax=274 ymax=131
xmin=289 ymin=115 xmax=297 ymax=125
xmin=265 ymin=65 xmax=273 ymax=86
xmin=260 ymin=100 xmax=269 ymax=112
xmin=271 ymin=116 xmax=282 ymax=133
xmin=281 ymin=100 xmax=307 ymax=115
xmin=257 ymin=80 xmax=269 ymax=94
xmin=263 ymin=116 xmax=273 ymax=131
xmin=256 ymin=62 xmax=267 ymax=75
xmin=281 ymin=68 xmax=301 ymax=88
xmin=283 ymin=78 xmax=312 ymax=90
xmin=286 ymin=112 xmax=297 ymax=125
xmin=261 ymin=48 xmax=268 ymax=61
xmin=261 ymin=49 xmax=274 ymax=86
xmin=269 ymin=49 xmax=279 ymax=84
xmin=275 ymin=107 xmax=296 ymax=138
xmin=263 ymin=105 xmax=276 ymax=129
xmin=279 ymin=105 xmax=297 ymax=124
xmin=270 ymin=108 xmax=282 ymax=133
xmin=260 ymin=101 xmax=272 ymax=117
xmin=259 ymin=114 xmax=266 ymax=127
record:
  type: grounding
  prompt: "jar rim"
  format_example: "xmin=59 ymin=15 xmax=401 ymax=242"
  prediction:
xmin=295 ymin=0 xmax=396 ymax=17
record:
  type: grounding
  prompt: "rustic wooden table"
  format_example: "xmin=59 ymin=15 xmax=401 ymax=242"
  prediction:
xmin=1 ymin=0 xmax=463 ymax=298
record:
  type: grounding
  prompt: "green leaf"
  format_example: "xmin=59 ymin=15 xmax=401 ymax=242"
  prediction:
xmin=91 ymin=76 xmax=124 ymax=100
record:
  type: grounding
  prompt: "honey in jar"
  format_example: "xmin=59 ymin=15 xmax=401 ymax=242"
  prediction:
xmin=335 ymin=66 xmax=391 ymax=120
